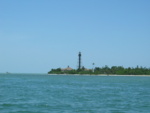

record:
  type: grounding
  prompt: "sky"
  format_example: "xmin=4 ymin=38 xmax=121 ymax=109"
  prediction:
xmin=0 ymin=0 xmax=150 ymax=73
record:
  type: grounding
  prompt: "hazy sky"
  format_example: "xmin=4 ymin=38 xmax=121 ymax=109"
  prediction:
xmin=0 ymin=0 xmax=150 ymax=73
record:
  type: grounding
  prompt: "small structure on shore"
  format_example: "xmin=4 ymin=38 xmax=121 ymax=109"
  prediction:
xmin=61 ymin=66 xmax=73 ymax=71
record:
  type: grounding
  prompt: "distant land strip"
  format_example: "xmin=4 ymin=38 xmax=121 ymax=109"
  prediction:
xmin=48 ymin=66 xmax=150 ymax=75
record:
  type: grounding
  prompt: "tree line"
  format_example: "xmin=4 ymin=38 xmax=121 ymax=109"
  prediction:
xmin=48 ymin=65 xmax=150 ymax=75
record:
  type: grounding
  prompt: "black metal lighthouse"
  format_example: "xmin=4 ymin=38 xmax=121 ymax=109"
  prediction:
xmin=78 ymin=52 xmax=81 ymax=70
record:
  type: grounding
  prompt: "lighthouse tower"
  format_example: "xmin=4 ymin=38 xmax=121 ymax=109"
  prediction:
xmin=78 ymin=52 xmax=81 ymax=70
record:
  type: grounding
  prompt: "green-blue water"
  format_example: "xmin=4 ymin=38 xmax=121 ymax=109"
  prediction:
xmin=0 ymin=74 xmax=150 ymax=113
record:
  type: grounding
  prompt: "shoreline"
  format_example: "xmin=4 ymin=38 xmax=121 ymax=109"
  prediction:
xmin=48 ymin=74 xmax=150 ymax=76
xmin=1 ymin=73 xmax=149 ymax=76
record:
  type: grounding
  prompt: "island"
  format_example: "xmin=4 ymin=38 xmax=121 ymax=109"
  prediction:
xmin=48 ymin=65 xmax=150 ymax=75
xmin=48 ymin=52 xmax=150 ymax=75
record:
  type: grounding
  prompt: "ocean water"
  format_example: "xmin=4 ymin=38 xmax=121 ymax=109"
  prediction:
xmin=0 ymin=74 xmax=150 ymax=113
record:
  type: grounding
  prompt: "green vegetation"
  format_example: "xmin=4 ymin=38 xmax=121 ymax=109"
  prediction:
xmin=48 ymin=65 xmax=150 ymax=75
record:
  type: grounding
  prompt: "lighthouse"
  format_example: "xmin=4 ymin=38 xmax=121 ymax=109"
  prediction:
xmin=78 ymin=52 xmax=81 ymax=70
